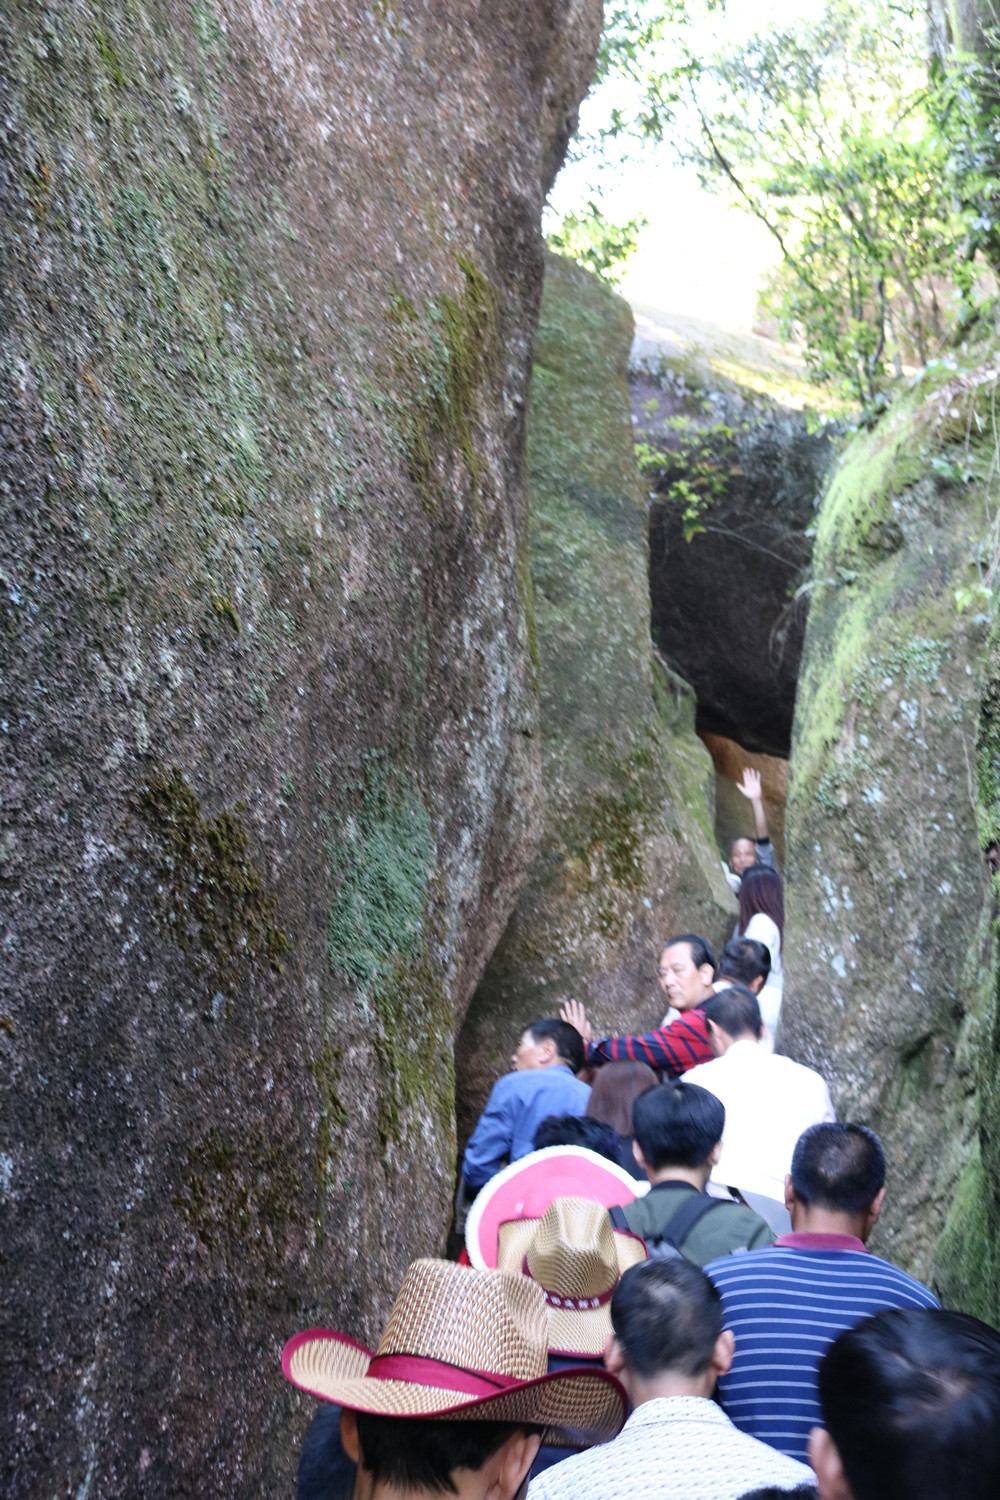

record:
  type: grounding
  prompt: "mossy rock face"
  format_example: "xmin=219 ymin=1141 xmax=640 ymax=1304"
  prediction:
xmin=0 ymin=3 xmax=602 ymax=1493
xmin=781 ymin=354 xmax=1000 ymax=1294
xmin=457 ymin=255 xmax=736 ymax=1146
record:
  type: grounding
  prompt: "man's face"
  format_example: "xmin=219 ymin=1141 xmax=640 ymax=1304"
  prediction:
xmin=657 ymin=942 xmax=714 ymax=1011
xmin=730 ymin=838 xmax=757 ymax=876
xmin=512 ymin=1029 xmax=550 ymax=1071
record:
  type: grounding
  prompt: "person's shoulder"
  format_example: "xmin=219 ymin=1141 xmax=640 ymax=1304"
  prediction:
xmin=704 ymin=1241 xmax=783 ymax=1279
xmin=768 ymin=1052 xmax=828 ymax=1088
xmin=866 ymin=1255 xmax=940 ymax=1306
xmin=526 ymin=1440 xmax=605 ymax=1498
xmin=484 ymin=1070 xmax=523 ymax=1102
xmin=679 ymin=1058 xmax=716 ymax=1086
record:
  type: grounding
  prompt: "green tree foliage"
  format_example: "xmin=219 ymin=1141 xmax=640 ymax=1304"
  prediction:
xmin=545 ymin=200 xmax=647 ymax=284
xmin=587 ymin=0 xmax=1000 ymax=406
xmin=682 ymin=1 xmax=997 ymax=403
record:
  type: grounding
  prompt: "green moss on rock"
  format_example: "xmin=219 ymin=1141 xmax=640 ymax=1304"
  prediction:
xmin=326 ymin=753 xmax=434 ymax=985
xmin=136 ymin=766 xmax=288 ymax=1000
xmin=783 ymin=347 xmax=1000 ymax=1285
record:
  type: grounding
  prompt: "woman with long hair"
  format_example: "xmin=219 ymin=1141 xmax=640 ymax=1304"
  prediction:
xmin=585 ymin=1060 xmax=657 ymax=1180
xmin=737 ymin=864 xmax=785 ymax=1045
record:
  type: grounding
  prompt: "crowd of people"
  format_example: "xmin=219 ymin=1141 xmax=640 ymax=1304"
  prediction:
xmin=283 ymin=778 xmax=1000 ymax=1499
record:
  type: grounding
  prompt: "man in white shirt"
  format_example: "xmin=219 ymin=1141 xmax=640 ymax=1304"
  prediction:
xmin=683 ymin=985 xmax=835 ymax=1232
xmin=526 ymin=1257 xmax=814 ymax=1500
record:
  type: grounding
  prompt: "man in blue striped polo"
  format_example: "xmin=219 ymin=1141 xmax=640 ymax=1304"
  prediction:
xmin=705 ymin=1121 xmax=938 ymax=1465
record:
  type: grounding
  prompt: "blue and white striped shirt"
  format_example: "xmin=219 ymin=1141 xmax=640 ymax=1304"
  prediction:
xmin=706 ymin=1232 xmax=940 ymax=1463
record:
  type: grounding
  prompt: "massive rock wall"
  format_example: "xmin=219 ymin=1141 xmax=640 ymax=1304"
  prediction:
xmin=0 ymin=2 xmax=602 ymax=1493
xmin=781 ymin=357 xmax=999 ymax=1293
xmin=457 ymin=255 xmax=735 ymax=1143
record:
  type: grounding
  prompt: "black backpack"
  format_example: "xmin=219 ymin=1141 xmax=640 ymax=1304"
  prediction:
xmin=609 ymin=1193 xmax=724 ymax=1260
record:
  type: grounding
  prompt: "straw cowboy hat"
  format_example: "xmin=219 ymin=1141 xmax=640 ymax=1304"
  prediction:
xmin=466 ymin=1145 xmax=644 ymax=1270
xmin=497 ymin=1196 xmax=647 ymax=1358
xmin=282 ymin=1258 xmax=628 ymax=1447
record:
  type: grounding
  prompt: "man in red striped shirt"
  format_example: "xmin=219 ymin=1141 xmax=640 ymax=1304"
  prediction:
xmin=561 ymin=935 xmax=717 ymax=1076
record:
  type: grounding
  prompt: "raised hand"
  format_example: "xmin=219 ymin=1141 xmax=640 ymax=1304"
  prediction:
xmin=736 ymin=767 xmax=763 ymax=802
xmin=560 ymin=998 xmax=592 ymax=1045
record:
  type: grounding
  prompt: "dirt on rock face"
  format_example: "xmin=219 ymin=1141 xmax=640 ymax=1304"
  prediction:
xmin=0 ymin=2 xmax=601 ymax=1493
xmin=456 ymin=256 xmax=737 ymax=1154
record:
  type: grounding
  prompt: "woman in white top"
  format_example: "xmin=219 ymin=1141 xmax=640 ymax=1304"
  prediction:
xmin=737 ymin=865 xmax=784 ymax=1045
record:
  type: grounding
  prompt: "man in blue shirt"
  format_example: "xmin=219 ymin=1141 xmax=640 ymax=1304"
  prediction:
xmin=706 ymin=1122 xmax=938 ymax=1465
xmin=461 ymin=1019 xmax=590 ymax=1190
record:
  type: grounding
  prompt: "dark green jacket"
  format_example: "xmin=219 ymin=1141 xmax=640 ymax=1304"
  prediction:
xmin=620 ymin=1180 xmax=775 ymax=1267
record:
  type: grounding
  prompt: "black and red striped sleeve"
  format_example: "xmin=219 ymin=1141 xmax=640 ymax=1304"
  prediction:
xmin=586 ymin=1008 xmax=713 ymax=1076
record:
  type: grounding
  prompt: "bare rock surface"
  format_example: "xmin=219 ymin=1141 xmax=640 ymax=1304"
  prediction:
xmin=0 ymin=1 xmax=601 ymax=1492
xmin=456 ymin=256 xmax=736 ymax=1150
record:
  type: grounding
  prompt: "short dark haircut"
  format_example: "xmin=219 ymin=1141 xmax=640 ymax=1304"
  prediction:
xmin=737 ymin=1490 xmax=818 ymax=1499
xmin=663 ymin=934 xmax=716 ymax=973
xmin=354 ymin=1412 xmax=542 ymax=1494
xmin=819 ymin=1308 xmax=1000 ymax=1500
xmin=611 ymin=1258 xmax=723 ymax=1378
xmin=704 ymin=984 xmax=762 ymax=1040
xmin=719 ymin=937 xmax=771 ymax=986
xmin=632 ymin=1081 xmax=724 ymax=1169
xmin=533 ymin=1113 xmax=618 ymax=1161
xmin=790 ymin=1122 xmax=885 ymax=1215
xmin=524 ymin=1018 xmax=585 ymax=1074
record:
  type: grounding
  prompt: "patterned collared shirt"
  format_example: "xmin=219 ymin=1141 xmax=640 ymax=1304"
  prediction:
xmin=526 ymin=1396 xmax=814 ymax=1500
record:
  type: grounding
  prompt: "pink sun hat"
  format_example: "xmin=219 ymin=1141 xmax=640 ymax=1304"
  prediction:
xmin=466 ymin=1146 xmax=646 ymax=1270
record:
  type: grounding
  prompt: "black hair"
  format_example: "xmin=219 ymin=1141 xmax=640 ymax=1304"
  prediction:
xmin=819 ymin=1308 xmax=1000 ymax=1500
xmin=611 ymin=1258 xmax=723 ymax=1379
xmin=632 ymin=1081 xmax=724 ymax=1170
xmin=790 ymin=1122 xmax=885 ymax=1215
xmin=297 ymin=1404 xmax=357 ymax=1500
xmin=718 ymin=937 xmax=771 ymax=986
xmin=533 ymin=1114 xmax=619 ymax=1161
xmin=354 ymin=1412 xmax=542 ymax=1495
xmin=524 ymin=1018 xmax=585 ymax=1074
xmin=662 ymin=934 xmax=716 ymax=973
xmin=737 ymin=1490 xmax=818 ymax=1499
xmin=704 ymin=985 xmax=763 ymax=1041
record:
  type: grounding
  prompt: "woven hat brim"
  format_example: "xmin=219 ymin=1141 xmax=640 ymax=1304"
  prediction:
xmin=496 ymin=1218 xmax=648 ymax=1357
xmin=466 ymin=1146 xmax=641 ymax=1270
xmin=283 ymin=1329 xmax=627 ymax=1447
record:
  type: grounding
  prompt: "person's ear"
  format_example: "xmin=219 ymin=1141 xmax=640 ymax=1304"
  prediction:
xmin=604 ymin=1333 xmax=626 ymax=1377
xmin=698 ymin=964 xmax=715 ymax=988
xmin=751 ymin=976 xmax=764 ymax=993
xmin=711 ymin=1327 xmax=735 ymax=1380
xmin=339 ymin=1406 xmax=361 ymax=1463
xmin=809 ymin=1425 xmax=854 ymax=1499
xmin=486 ymin=1429 xmax=541 ymax=1500
xmin=632 ymin=1138 xmax=648 ymax=1170
xmin=708 ymin=1139 xmax=723 ymax=1167
xmin=867 ymin=1185 xmax=887 ymax=1226
xmin=784 ymin=1173 xmax=795 ymax=1213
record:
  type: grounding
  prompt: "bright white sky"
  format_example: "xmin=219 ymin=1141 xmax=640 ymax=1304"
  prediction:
xmin=548 ymin=0 xmax=831 ymax=331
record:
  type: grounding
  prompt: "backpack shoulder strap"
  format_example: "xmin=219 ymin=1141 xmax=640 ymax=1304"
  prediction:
xmin=608 ymin=1204 xmax=632 ymax=1233
xmin=661 ymin=1191 xmax=727 ymax=1248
